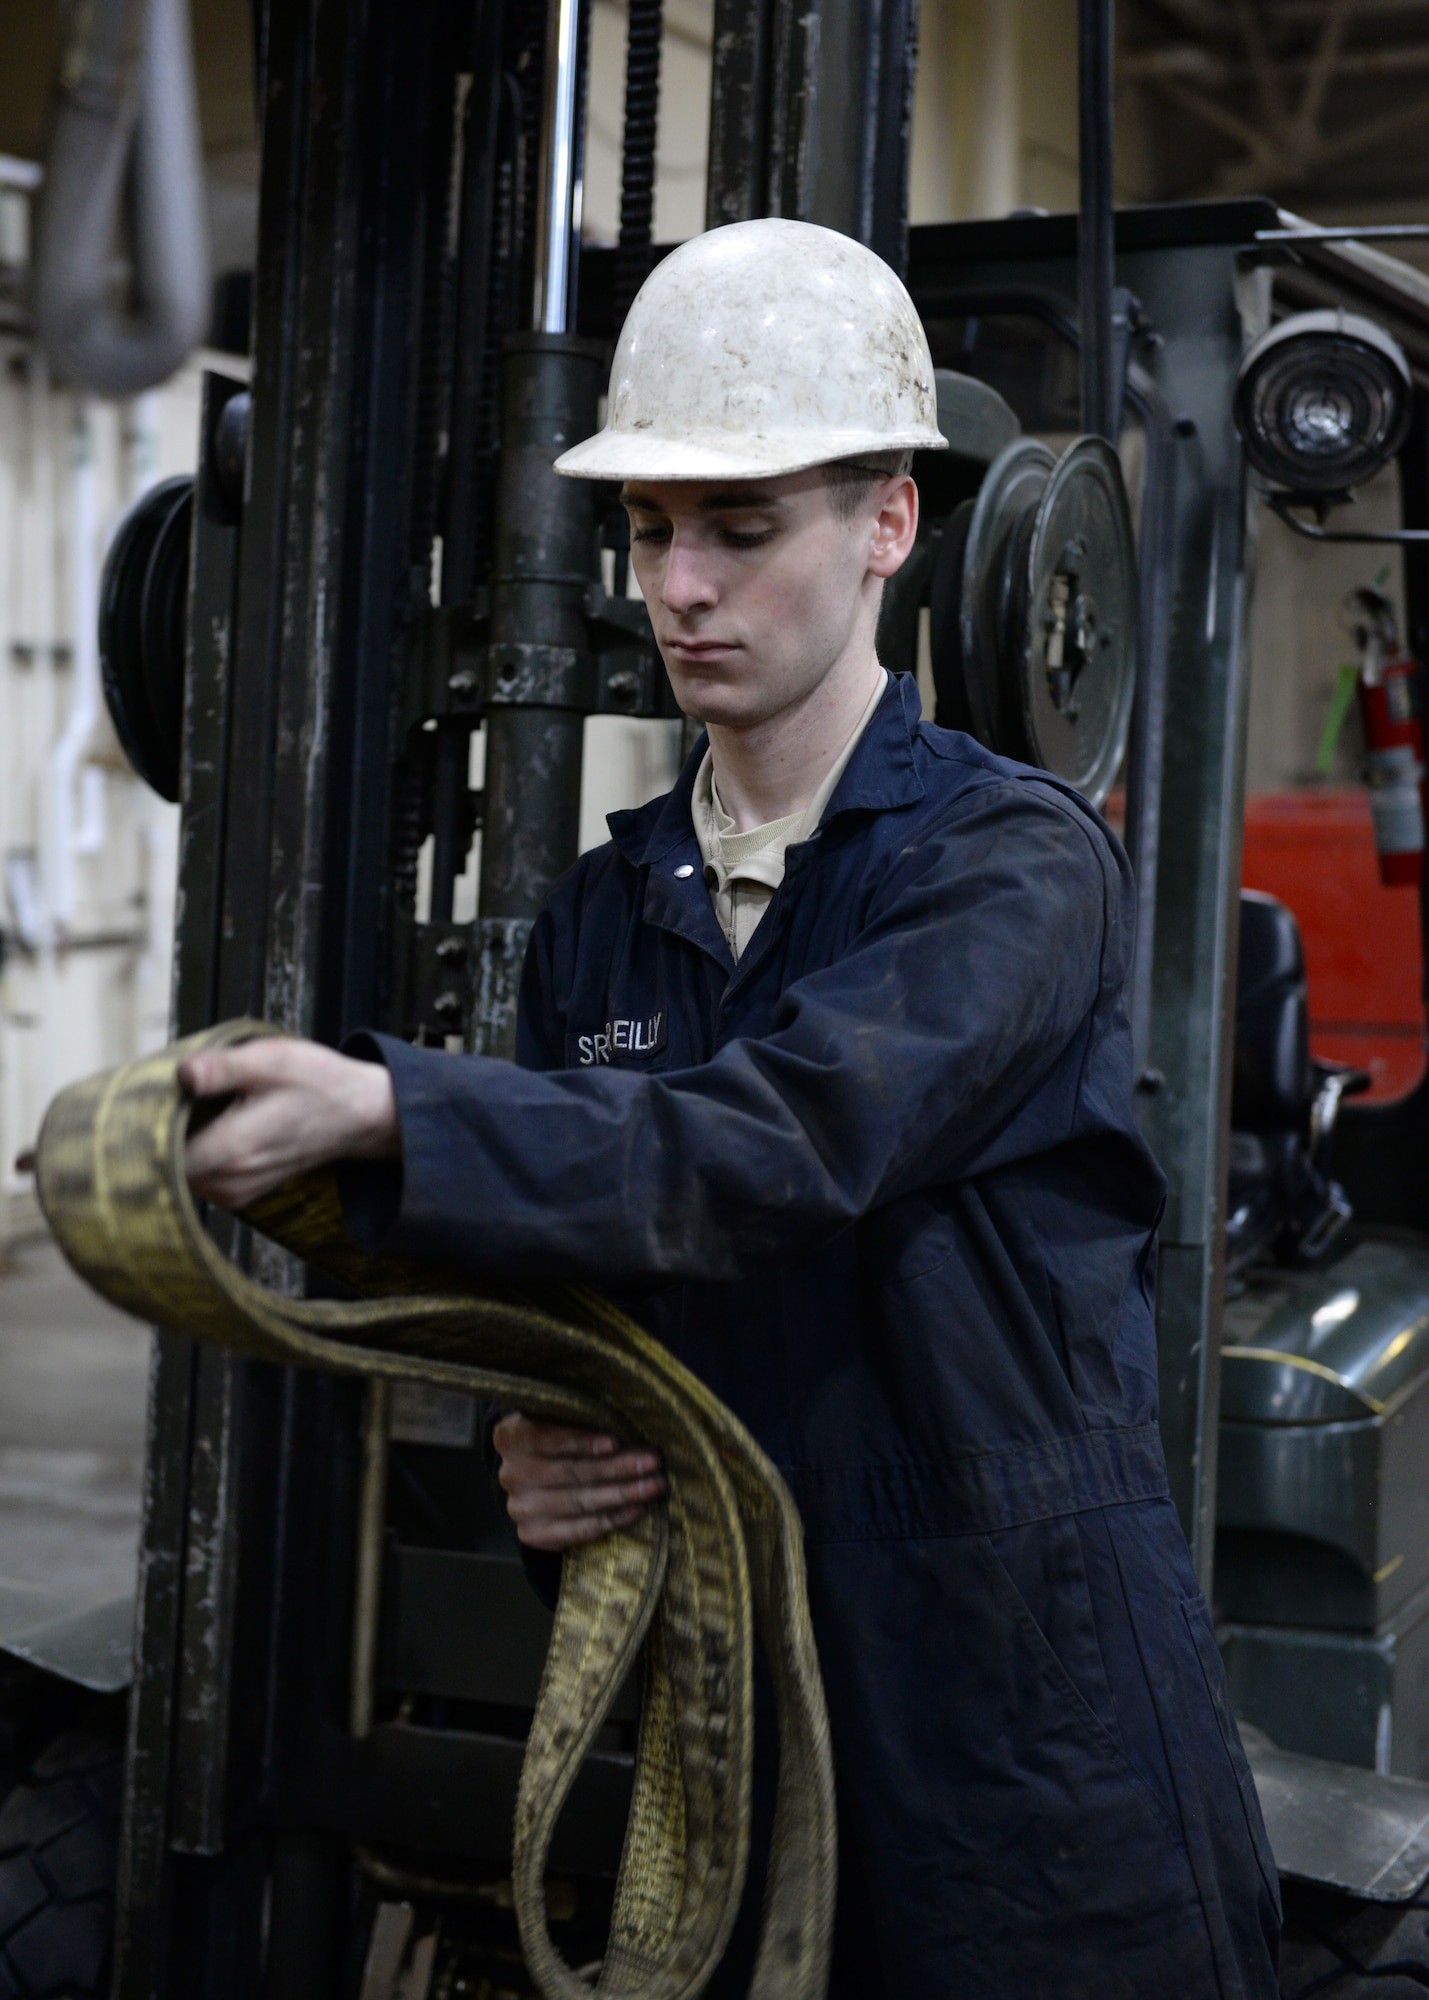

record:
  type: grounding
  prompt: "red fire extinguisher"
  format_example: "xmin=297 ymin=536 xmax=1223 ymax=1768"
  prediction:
xmin=1346 ymin=587 xmax=1426 ymax=887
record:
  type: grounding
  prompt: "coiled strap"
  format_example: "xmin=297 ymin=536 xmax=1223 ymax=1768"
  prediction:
xmin=35 ymin=1021 xmax=835 ymax=2000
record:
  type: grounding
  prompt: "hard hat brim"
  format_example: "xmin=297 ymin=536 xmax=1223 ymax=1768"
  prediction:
xmin=554 ymin=425 xmax=948 ymax=483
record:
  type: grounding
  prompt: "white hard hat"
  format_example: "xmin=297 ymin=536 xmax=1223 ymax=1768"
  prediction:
xmin=554 ymin=218 xmax=947 ymax=482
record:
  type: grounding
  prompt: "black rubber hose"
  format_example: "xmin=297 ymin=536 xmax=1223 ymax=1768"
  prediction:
xmin=614 ymin=0 xmax=664 ymax=326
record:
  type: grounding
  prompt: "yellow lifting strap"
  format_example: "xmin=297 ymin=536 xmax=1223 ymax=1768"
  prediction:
xmin=35 ymin=1020 xmax=836 ymax=2000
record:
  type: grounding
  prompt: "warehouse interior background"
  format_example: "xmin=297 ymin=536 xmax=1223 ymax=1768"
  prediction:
xmin=2 ymin=0 xmax=1429 ymax=1252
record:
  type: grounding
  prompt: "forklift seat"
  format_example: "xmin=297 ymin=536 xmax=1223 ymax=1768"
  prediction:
xmin=1233 ymin=890 xmax=1313 ymax=1132
xmin=1226 ymin=890 xmax=1365 ymax=1277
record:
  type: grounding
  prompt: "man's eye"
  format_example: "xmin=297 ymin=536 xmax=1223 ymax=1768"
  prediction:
xmin=718 ymin=527 xmax=775 ymax=550
xmin=632 ymin=525 xmax=671 ymax=544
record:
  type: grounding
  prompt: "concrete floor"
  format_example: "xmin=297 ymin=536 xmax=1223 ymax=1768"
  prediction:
xmin=0 ymin=1235 xmax=150 ymax=1614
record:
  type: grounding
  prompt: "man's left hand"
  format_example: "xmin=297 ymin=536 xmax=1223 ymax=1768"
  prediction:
xmin=179 ymin=1039 xmax=399 ymax=1211
xmin=492 ymin=1413 xmax=667 ymax=1549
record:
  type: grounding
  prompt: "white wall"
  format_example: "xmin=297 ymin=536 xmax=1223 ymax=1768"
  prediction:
xmin=581 ymin=0 xmax=1114 ymax=243
xmin=581 ymin=0 xmax=712 ymax=247
xmin=910 ymin=0 xmax=1156 ymax=225
xmin=1245 ymin=467 xmax=1409 ymax=793
xmin=0 ymin=353 xmax=208 ymax=1249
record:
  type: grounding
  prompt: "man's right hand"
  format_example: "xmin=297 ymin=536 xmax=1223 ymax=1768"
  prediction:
xmin=179 ymin=1038 xmax=398 ymax=1211
xmin=492 ymin=1413 xmax=667 ymax=1551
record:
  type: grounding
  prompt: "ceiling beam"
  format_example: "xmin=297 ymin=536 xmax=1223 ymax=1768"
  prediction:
xmin=1210 ymin=83 xmax=1429 ymax=191
xmin=1291 ymin=0 xmax=1354 ymax=143
xmin=1267 ymin=0 xmax=1429 ymax=21
xmin=1231 ymin=0 xmax=1293 ymax=132
xmin=1147 ymin=73 xmax=1278 ymax=152
xmin=1140 ymin=0 xmax=1240 ymax=39
xmin=1125 ymin=41 xmax=1429 ymax=80
xmin=1138 ymin=0 xmax=1429 ymax=42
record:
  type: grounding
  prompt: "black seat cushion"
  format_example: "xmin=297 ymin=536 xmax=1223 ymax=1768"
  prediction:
xmin=1233 ymin=890 xmax=1312 ymax=1134
xmin=1226 ymin=891 xmax=1354 ymax=1276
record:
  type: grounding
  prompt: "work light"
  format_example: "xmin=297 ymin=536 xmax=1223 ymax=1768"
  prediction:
xmin=1234 ymin=308 xmax=1412 ymax=496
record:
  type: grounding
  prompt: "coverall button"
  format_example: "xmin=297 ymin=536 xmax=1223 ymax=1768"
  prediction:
xmin=674 ymin=863 xmax=695 ymax=879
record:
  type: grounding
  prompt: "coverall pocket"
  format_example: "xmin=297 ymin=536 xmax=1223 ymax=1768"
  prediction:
xmin=975 ymin=1534 xmax=1186 ymax=1851
xmin=807 ymin=1534 xmax=1227 ymax=1996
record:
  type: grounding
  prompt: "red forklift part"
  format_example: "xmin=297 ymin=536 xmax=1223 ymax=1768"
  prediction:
xmin=1243 ymin=789 xmax=1427 ymax=1102
xmin=1357 ymin=645 xmax=1427 ymax=887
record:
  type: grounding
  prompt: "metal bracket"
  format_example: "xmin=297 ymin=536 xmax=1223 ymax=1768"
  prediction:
xmin=1256 ymin=225 xmax=1429 ymax=247
xmin=394 ymin=914 xmax=479 ymax=1041
xmin=404 ymin=585 xmax=679 ymax=730
xmin=402 ymin=593 xmax=489 ymax=732
xmin=1267 ymin=491 xmax=1429 ymax=545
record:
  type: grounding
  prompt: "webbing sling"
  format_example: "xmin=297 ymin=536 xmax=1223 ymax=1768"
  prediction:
xmin=35 ymin=1020 xmax=835 ymax=2000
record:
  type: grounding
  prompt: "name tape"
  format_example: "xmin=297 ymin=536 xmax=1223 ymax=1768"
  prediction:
xmin=570 ymin=1013 xmax=666 ymax=1066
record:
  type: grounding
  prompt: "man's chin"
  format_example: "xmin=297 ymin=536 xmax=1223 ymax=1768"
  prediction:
xmin=666 ymin=667 xmax=766 ymax=731
xmin=677 ymin=694 xmax=771 ymax=732
xmin=664 ymin=648 xmax=814 ymax=732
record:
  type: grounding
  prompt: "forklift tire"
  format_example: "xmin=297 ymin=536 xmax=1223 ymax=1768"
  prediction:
xmin=1280 ymin=1879 xmax=1429 ymax=1994
xmin=0 ymin=1727 xmax=121 ymax=2000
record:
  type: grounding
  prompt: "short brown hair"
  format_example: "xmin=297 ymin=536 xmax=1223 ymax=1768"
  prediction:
xmin=824 ymin=449 xmax=915 ymax=522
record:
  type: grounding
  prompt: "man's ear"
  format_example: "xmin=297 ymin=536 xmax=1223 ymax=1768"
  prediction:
xmin=867 ymin=474 xmax=918 ymax=580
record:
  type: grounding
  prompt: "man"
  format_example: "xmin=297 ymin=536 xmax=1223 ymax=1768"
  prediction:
xmin=182 ymin=219 xmax=1281 ymax=1995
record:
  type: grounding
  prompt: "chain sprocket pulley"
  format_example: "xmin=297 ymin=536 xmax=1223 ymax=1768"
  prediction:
xmin=98 ymin=475 xmax=195 ymax=803
xmin=930 ymin=434 xmax=1137 ymax=808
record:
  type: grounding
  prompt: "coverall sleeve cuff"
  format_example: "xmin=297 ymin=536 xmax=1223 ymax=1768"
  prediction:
xmin=334 ymin=1030 xmax=408 ymax=1252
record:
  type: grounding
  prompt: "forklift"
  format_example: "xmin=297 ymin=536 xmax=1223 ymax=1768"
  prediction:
xmin=8 ymin=0 xmax=1429 ymax=1991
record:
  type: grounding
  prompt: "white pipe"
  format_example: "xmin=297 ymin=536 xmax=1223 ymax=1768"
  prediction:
xmin=73 ymin=765 xmax=106 ymax=858
xmin=0 ymin=156 xmax=42 ymax=193
xmin=966 ymin=0 xmax=1022 ymax=220
xmin=28 ymin=356 xmax=60 ymax=1116
xmin=533 ymin=0 xmax=582 ymax=332
xmin=43 ymin=397 xmax=102 ymax=937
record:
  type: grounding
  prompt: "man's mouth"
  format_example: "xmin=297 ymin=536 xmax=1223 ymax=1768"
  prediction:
xmin=665 ymin=637 xmax=739 ymax=661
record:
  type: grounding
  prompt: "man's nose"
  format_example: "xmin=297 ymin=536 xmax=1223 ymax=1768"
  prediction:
xmin=660 ymin=537 xmax=717 ymax=615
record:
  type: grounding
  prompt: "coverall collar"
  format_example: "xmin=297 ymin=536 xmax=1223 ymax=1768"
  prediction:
xmin=606 ymin=668 xmax=927 ymax=873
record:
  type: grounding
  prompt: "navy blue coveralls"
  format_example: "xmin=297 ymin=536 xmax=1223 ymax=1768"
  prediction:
xmin=345 ymin=673 xmax=1281 ymax=1997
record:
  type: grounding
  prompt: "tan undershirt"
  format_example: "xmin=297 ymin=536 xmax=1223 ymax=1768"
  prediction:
xmin=691 ymin=671 xmax=888 ymax=962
